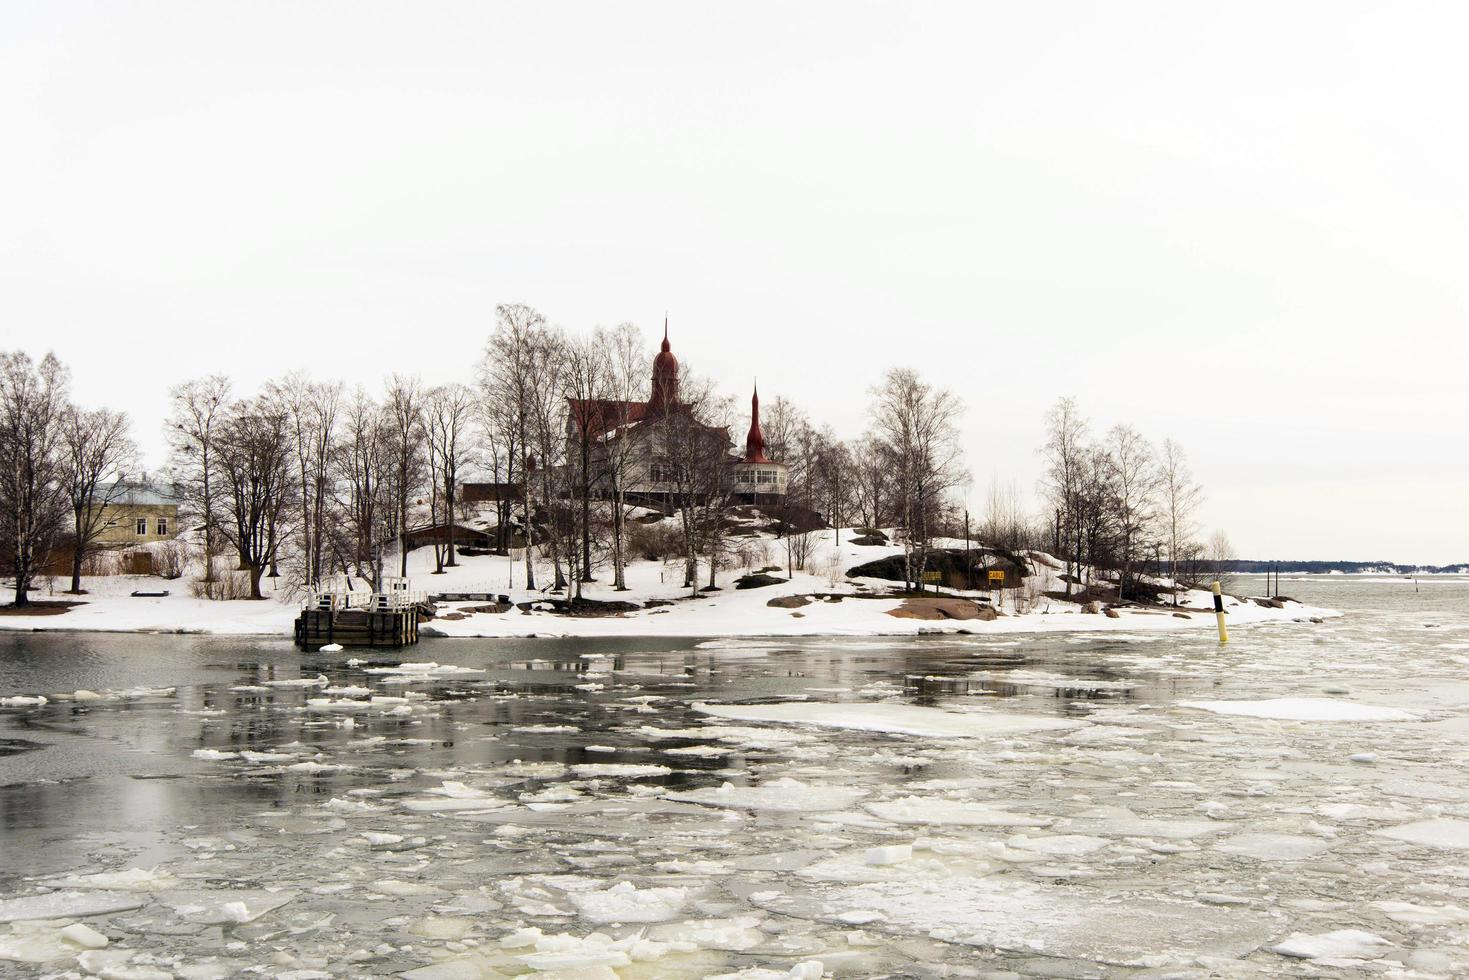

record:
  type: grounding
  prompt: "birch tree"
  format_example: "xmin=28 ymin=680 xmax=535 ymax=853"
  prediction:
xmin=425 ymin=382 xmax=475 ymax=574
xmin=1159 ymin=438 xmax=1203 ymax=605
xmin=0 ymin=352 xmax=70 ymax=605
xmin=383 ymin=375 xmax=426 ymax=580
xmin=870 ymin=368 xmax=966 ymax=592
xmin=272 ymin=374 xmax=341 ymax=591
xmin=167 ymin=376 xmax=230 ymax=584
xmin=62 ymin=406 xmax=136 ymax=594
xmin=561 ymin=331 xmax=611 ymax=594
xmin=480 ymin=304 xmax=548 ymax=590
xmin=1105 ymin=424 xmax=1159 ymax=600
xmin=339 ymin=389 xmax=392 ymax=589
xmin=1040 ymin=397 xmax=1089 ymax=596
xmin=598 ymin=322 xmax=645 ymax=591
xmin=213 ymin=397 xmax=297 ymax=600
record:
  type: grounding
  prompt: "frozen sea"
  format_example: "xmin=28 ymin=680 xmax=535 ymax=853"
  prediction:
xmin=2 ymin=574 xmax=1468 ymax=978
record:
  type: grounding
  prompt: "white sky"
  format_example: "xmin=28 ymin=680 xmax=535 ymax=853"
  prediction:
xmin=2 ymin=3 xmax=1465 ymax=564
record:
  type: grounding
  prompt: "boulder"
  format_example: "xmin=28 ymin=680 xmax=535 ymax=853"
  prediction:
xmin=1172 ymin=612 xmax=1191 ymax=619
xmin=736 ymin=573 xmax=787 ymax=590
xmin=1103 ymin=607 xmax=1121 ymax=619
xmin=1082 ymin=600 xmax=1103 ymax=614
xmin=767 ymin=595 xmax=813 ymax=609
xmin=888 ymin=598 xmax=984 ymax=621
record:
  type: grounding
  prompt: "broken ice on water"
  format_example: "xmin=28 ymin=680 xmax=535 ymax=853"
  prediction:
xmin=3 ymin=582 xmax=1469 ymax=976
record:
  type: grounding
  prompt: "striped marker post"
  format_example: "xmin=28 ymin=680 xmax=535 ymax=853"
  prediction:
xmin=1212 ymin=581 xmax=1229 ymax=645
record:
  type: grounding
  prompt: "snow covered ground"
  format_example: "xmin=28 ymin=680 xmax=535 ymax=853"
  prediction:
xmin=0 ymin=529 xmax=1337 ymax=640
xmin=0 ymin=575 xmax=1466 ymax=975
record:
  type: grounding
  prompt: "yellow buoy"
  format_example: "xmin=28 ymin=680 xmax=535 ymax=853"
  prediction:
xmin=1213 ymin=581 xmax=1229 ymax=645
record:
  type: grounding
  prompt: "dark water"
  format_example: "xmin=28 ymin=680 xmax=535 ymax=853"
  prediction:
xmin=0 ymin=576 xmax=1467 ymax=976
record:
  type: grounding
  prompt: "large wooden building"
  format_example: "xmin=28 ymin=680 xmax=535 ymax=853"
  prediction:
xmin=564 ymin=326 xmax=788 ymax=508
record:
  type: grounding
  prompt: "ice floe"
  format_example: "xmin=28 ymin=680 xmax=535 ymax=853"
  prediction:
xmin=666 ymin=778 xmax=866 ymax=812
xmin=1178 ymin=697 xmax=1419 ymax=722
xmin=693 ymin=700 xmax=1081 ymax=737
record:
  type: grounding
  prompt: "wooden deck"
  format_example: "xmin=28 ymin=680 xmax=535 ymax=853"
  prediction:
xmin=293 ymin=606 xmax=422 ymax=649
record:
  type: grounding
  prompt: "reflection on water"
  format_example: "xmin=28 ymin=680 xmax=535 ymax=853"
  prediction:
xmin=0 ymin=575 xmax=1466 ymax=975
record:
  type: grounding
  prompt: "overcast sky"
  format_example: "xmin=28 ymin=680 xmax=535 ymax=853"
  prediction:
xmin=3 ymin=3 xmax=1464 ymax=563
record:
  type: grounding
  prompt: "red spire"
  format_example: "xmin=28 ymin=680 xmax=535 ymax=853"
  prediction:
xmin=744 ymin=382 xmax=769 ymax=463
xmin=649 ymin=317 xmax=679 ymax=412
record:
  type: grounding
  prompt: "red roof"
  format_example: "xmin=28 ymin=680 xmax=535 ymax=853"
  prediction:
xmin=744 ymin=384 xmax=770 ymax=463
xmin=567 ymin=399 xmax=649 ymax=440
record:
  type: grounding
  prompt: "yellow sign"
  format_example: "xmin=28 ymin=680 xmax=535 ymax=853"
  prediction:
xmin=987 ymin=570 xmax=1005 ymax=583
xmin=923 ymin=571 xmax=942 ymax=583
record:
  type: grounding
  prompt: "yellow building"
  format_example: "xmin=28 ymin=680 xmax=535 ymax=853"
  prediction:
xmin=93 ymin=483 xmax=181 ymax=546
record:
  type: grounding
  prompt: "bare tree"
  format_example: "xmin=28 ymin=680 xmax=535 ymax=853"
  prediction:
xmin=338 ymin=389 xmax=392 ymax=589
xmin=213 ymin=397 xmax=298 ymax=599
xmin=167 ymin=376 xmax=230 ymax=583
xmin=598 ymin=323 xmax=646 ymax=591
xmin=870 ymin=368 xmax=966 ymax=592
xmin=980 ymin=477 xmax=1034 ymax=552
xmin=383 ymin=375 xmax=427 ymax=580
xmin=1040 ymin=397 xmax=1089 ymax=596
xmin=271 ymin=374 xmax=342 ymax=591
xmin=475 ymin=396 xmax=519 ymax=559
xmin=1159 ymin=438 xmax=1203 ymax=605
xmin=62 ymin=406 xmax=137 ymax=594
xmin=0 ymin=352 xmax=70 ymax=605
xmin=1105 ymin=425 xmax=1159 ymax=600
xmin=525 ymin=327 xmax=570 ymax=591
xmin=425 ymin=383 xmax=475 ymax=574
xmin=561 ymin=331 xmax=612 ymax=595
xmin=654 ymin=378 xmax=736 ymax=595
xmin=815 ymin=437 xmax=852 ymax=550
xmin=480 ymin=303 xmax=549 ymax=590
xmin=1208 ymin=529 xmax=1235 ymax=592
xmin=849 ymin=434 xmax=891 ymax=530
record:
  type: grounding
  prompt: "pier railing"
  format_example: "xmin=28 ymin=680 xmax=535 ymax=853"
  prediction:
xmin=304 ymin=590 xmax=428 ymax=612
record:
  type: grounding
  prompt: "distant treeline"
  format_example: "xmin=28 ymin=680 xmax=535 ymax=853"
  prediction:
xmin=1225 ymin=560 xmax=1469 ymax=575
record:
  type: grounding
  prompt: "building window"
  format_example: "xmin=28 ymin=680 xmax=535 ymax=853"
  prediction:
xmin=157 ymin=518 xmax=168 ymax=536
xmin=756 ymin=469 xmax=777 ymax=485
xmin=136 ymin=518 xmax=148 ymax=536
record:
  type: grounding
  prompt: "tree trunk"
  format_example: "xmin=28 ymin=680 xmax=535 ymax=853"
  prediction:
xmin=580 ymin=443 xmax=592 ymax=582
xmin=445 ymin=480 xmax=457 ymax=567
xmin=612 ymin=487 xmax=627 ymax=590
xmin=523 ymin=483 xmax=536 ymax=590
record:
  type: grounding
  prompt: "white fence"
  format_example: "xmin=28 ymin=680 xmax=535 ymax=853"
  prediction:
xmin=304 ymin=590 xmax=427 ymax=612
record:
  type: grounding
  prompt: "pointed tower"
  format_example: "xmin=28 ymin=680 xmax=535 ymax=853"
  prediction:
xmin=648 ymin=318 xmax=680 ymax=413
xmin=744 ymin=383 xmax=770 ymax=463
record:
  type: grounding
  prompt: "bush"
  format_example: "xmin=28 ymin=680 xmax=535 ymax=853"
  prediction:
xmin=151 ymin=541 xmax=189 ymax=580
xmin=627 ymin=522 xmax=683 ymax=562
xmin=81 ymin=550 xmax=124 ymax=576
xmin=190 ymin=566 xmax=252 ymax=600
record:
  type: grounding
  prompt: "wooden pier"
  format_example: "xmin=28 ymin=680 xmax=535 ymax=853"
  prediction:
xmin=293 ymin=585 xmax=429 ymax=649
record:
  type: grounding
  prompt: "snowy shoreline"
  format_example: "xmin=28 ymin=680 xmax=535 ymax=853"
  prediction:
xmin=0 ymin=531 xmax=1341 ymax=642
xmin=0 ymin=591 xmax=1339 ymax=641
